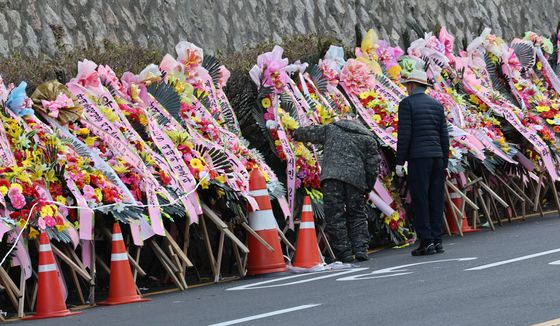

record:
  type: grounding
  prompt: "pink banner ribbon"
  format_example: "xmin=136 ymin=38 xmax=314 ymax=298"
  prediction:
xmin=374 ymin=178 xmax=393 ymax=204
xmin=64 ymin=175 xmax=94 ymax=240
xmin=9 ymin=230 xmax=32 ymax=280
xmin=0 ymin=122 xmax=16 ymax=167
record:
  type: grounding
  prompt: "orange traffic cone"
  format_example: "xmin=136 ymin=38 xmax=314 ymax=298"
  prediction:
xmin=446 ymin=179 xmax=479 ymax=234
xmin=293 ymin=196 xmax=321 ymax=268
xmin=246 ymin=169 xmax=287 ymax=275
xmin=99 ymin=223 xmax=151 ymax=305
xmin=23 ymin=233 xmax=81 ymax=320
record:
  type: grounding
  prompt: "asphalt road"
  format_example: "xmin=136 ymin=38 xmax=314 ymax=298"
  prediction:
xmin=18 ymin=214 xmax=560 ymax=326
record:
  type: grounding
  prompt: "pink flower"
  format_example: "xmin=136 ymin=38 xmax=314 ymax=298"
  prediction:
xmin=83 ymin=185 xmax=96 ymax=201
xmin=504 ymin=48 xmax=522 ymax=72
xmin=38 ymin=217 xmax=46 ymax=230
xmin=263 ymin=60 xmax=289 ymax=92
xmin=8 ymin=188 xmax=26 ymax=209
xmin=439 ymin=27 xmax=456 ymax=63
xmin=45 ymin=216 xmax=56 ymax=228
xmin=76 ymin=60 xmax=100 ymax=88
xmin=264 ymin=112 xmax=275 ymax=121
xmin=218 ymin=65 xmax=231 ymax=88
xmin=340 ymin=59 xmax=375 ymax=95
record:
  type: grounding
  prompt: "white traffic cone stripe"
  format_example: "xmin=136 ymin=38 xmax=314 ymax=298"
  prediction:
xmin=38 ymin=264 xmax=57 ymax=273
xmin=39 ymin=244 xmax=52 ymax=252
xmin=111 ymin=253 xmax=129 ymax=262
xmin=299 ymin=221 xmax=315 ymax=229
xmin=249 ymin=189 xmax=269 ymax=197
xmin=302 ymin=205 xmax=313 ymax=212
xmin=249 ymin=210 xmax=279 ymax=230
xmin=112 ymin=233 xmax=124 ymax=241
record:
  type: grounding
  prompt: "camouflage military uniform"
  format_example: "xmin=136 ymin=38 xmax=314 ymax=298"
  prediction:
xmin=293 ymin=120 xmax=380 ymax=261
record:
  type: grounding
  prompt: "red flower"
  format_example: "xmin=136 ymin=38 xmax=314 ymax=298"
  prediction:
xmin=0 ymin=179 xmax=9 ymax=188
xmin=158 ymin=170 xmax=172 ymax=185
xmin=389 ymin=220 xmax=398 ymax=231
xmin=554 ymin=126 xmax=560 ymax=133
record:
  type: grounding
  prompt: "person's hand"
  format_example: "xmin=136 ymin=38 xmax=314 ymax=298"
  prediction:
xmin=396 ymin=165 xmax=406 ymax=177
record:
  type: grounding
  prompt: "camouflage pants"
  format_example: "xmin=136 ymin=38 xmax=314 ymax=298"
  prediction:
xmin=322 ymin=180 xmax=369 ymax=261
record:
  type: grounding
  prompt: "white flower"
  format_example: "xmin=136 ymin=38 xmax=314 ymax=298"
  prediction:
xmin=266 ymin=120 xmax=278 ymax=129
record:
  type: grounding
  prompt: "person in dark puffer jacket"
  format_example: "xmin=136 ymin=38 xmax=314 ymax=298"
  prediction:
xmin=293 ymin=119 xmax=380 ymax=263
xmin=396 ymin=68 xmax=450 ymax=256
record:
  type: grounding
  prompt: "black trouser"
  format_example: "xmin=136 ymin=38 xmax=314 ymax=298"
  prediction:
xmin=408 ymin=158 xmax=445 ymax=242
xmin=322 ymin=180 xmax=369 ymax=260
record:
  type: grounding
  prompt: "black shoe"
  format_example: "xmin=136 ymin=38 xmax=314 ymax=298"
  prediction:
xmin=434 ymin=240 xmax=444 ymax=254
xmin=411 ymin=242 xmax=436 ymax=256
xmin=355 ymin=252 xmax=369 ymax=261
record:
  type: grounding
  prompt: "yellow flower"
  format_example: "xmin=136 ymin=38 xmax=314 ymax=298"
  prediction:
xmin=262 ymin=170 xmax=270 ymax=182
xmin=386 ymin=65 xmax=401 ymax=80
xmin=28 ymin=227 xmax=39 ymax=239
xmin=84 ymin=136 xmax=97 ymax=146
xmin=547 ymin=119 xmax=555 ymax=125
xmin=55 ymin=224 xmax=66 ymax=232
xmin=101 ymin=107 xmax=119 ymax=122
xmin=55 ymin=196 xmax=67 ymax=205
xmin=40 ymin=205 xmax=54 ymax=217
xmin=536 ymin=106 xmax=550 ymax=112
xmin=112 ymin=164 xmax=129 ymax=175
xmin=469 ymin=94 xmax=480 ymax=105
xmin=78 ymin=128 xmax=90 ymax=136
xmin=215 ymin=175 xmax=226 ymax=184
xmin=373 ymin=114 xmax=382 ymax=124
xmin=0 ymin=186 xmax=8 ymax=196
xmin=280 ymin=111 xmax=299 ymax=130
xmin=537 ymin=61 xmax=542 ymax=70
xmin=139 ymin=115 xmax=148 ymax=126
xmin=200 ymin=178 xmax=210 ymax=189
xmin=190 ymin=158 xmax=204 ymax=171
xmin=10 ymin=183 xmax=23 ymax=192
xmin=94 ymin=188 xmax=103 ymax=201
xmin=261 ymin=97 xmax=272 ymax=108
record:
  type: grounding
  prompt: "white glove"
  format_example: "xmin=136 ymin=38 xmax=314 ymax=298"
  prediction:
xmin=396 ymin=165 xmax=406 ymax=177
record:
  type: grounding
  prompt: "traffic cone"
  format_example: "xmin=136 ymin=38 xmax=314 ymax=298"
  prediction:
xmin=23 ymin=233 xmax=81 ymax=320
xmin=246 ymin=169 xmax=287 ymax=275
xmin=445 ymin=179 xmax=479 ymax=234
xmin=293 ymin=196 xmax=321 ymax=268
xmin=99 ymin=223 xmax=151 ymax=305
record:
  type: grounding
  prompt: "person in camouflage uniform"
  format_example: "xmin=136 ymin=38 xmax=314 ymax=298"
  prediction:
xmin=293 ymin=119 xmax=380 ymax=263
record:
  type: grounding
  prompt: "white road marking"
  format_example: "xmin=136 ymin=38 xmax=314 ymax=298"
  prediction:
xmin=466 ymin=248 xmax=560 ymax=271
xmin=549 ymin=260 xmax=560 ymax=265
xmin=337 ymin=257 xmax=477 ymax=281
xmin=226 ymin=268 xmax=368 ymax=291
xmin=208 ymin=304 xmax=321 ymax=326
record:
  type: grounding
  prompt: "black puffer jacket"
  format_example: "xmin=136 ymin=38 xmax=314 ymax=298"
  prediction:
xmin=396 ymin=88 xmax=450 ymax=167
xmin=293 ymin=120 xmax=380 ymax=192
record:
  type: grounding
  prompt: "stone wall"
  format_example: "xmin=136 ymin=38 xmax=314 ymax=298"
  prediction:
xmin=0 ymin=0 xmax=559 ymax=58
